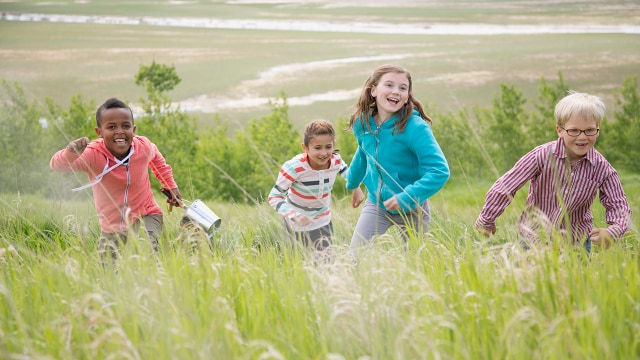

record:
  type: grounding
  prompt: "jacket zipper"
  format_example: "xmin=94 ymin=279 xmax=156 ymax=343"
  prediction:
xmin=120 ymin=162 xmax=131 ymax=231
xmin=375 ymin=122 xmax=383 ymax=198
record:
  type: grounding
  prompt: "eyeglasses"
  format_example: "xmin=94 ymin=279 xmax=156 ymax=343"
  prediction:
xmin=560 ymin=127 xmax=599 ymax=137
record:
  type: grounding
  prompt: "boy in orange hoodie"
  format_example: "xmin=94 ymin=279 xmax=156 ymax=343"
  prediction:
xmin=51 ymin=97 xmax=182 ymax=263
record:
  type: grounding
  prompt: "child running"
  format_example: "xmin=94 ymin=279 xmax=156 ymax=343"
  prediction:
xmin=345 ymin=64 xmax=450 ymax=250
xmin=50 ymin=97 xmax=182 ymax=263
xmin=268 ymin=119 xmax=364 ymax=253
xmin=475 ymin=91 xmax=632 ymax=249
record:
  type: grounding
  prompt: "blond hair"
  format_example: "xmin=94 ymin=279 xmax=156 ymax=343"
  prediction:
xmin=554 ymin=91 xmax=605 ymax=127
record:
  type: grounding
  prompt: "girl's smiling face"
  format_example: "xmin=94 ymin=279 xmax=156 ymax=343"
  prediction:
xmin=557 ymin=114 xmax=599 ymax=163
xmin=371 ymin=72 xmax=410 ymax=121
xmin=302 ymin=134 xmax=335 ymax=170
xmin=95 ymin=107 xmax=136 ymax=159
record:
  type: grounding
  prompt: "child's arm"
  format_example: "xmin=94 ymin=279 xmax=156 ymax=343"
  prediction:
xmin=148 ymin=141 xmax=178 ymax=191
xmin=50 ymin=137 xmax=91 ymax=172
xmin=475 ymin=147 xmax=541 ymax=236
xmin=145 ymin=140 xmax=182 ymax=210
xmin=345 ymin=147 xmax=367 ymax=191
xmin=268 ymin=181 xmax=312 ymax=226
xmin=335 ymin=153 xmax=365 ymax=208
xmin=268 ymin=161 xmax=312 ymax=226
xmin=268 ymin=163 xmax=297 ymax=217
xmin=394 ymin=120 xmax=449 ymax=212
xmin=351 ymin=187 xmax=365 ymax=208
xmin=594 ymin=170 xmax=632 ymax=245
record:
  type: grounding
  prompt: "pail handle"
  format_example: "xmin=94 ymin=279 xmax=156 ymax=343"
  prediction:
xmin=160 ymin=187 xmax=188 ymax=211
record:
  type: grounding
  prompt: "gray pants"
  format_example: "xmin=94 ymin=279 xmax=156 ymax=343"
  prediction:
xmin=350 ymin=199 xmax=430 ymax=249
xmin=283 ymin=219 xmax=333 ymax=252
xmin=98 ymin=214 xmax=163 ymax=264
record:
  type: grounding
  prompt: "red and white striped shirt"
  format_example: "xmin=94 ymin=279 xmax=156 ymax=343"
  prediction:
xmin=268 ymin=153 xmax=348 ymax=231
xmin=476 ymin=138 xmax=631 ymax=243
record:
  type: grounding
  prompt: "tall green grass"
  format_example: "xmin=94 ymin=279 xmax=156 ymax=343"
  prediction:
xmin=1 ymin=178 xmax=638 ymax=359
xmin=1 ymin=4 xmax=639 ymax=356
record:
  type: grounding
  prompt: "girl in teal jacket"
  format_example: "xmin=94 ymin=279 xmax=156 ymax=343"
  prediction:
xmin=346 ymin=64 xmax=450 ymax=249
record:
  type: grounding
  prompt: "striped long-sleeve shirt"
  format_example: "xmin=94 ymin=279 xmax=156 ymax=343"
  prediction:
xmin=268 ymin=153 xmax=348 ymax=231
xmin=475 ymin=138 xmax=631 ymax=243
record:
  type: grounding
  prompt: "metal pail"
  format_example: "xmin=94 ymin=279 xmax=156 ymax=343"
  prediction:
xmin=183 ymin=199 xmax=222 ymax=235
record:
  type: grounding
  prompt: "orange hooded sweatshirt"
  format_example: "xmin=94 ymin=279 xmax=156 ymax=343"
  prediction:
xmin=50 ymin=136 xmax=177 ymax=233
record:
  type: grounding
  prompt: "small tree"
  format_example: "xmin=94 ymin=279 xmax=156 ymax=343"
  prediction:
xmin=239 ymin=95 xmax=299 ymax=201
xmin=134 ymin=62 xmax=198 ymax=193
xmin=0 ymin=80 xmax=49 ymax=194
xmin=135 ymin=61 xmax=181 ymax=115
xmin=48 ymin=94 xmax=96 ymax=148
xmin=528 ymin=72 xmax=570 ymax=148
xmin=482 ymin=83 xmax=528 ymax=173
xmin=602 ymin=75 xmax=640 ymax=172
xmin=436 ymin=107 xmax=489 ymax=181
xmin=44 ymin=94 xmax=97 ymax=199
xmin=192 ymin=95 xmax=299 ymax=203
xmin=194 ymin=119 xmax=255 ymax=202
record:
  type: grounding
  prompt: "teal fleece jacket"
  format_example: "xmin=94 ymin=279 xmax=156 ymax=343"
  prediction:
xmin=346 ymin=109 xmax=450 ymax=214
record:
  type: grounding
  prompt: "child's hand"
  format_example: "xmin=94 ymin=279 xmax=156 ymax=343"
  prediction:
xmin=589 ymin=228 xmax=613 ymax=248
xmin=67 ymin=137 xmax=89 ymax=155
xmin=475 ymin=224 xmax=496 ymax=238
xmin=351 ymin=188 xmax=364 ymax=208
xmin=383 ymin=196 xmax=400 ymax=212
xmin=292 ymin=214 xmax=313 ymax=227
xmin=166 ymin=188 xmax=183 ymax=212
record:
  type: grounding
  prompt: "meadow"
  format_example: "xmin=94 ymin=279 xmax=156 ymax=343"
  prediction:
xmin=1 ymin=0 xmax=640 ymax=129
xmin=1 ymin=1 xmax=640 ymax=358
xmin=1 ymin=175 xmax=639 ymax=359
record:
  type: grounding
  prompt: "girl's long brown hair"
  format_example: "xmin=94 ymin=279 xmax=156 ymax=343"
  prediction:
xmin=346 ymin=64 xmax=431 ymax=134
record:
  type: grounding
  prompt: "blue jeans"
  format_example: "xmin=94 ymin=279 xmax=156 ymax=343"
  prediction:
xmin=584 ymin=235 xmax=592 ymax=253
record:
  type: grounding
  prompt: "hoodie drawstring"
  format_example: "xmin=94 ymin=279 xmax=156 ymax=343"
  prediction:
xmin=71 ymin=144 xmax=135 ymax=192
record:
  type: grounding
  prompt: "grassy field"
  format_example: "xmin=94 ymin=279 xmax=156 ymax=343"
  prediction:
xmin=1 ymin=0 xmax=639 ymax=130
xmin=1 ymin=173 xmax=638 ymax=359
xmin=1 ymin=2 xmax=640 ymax=358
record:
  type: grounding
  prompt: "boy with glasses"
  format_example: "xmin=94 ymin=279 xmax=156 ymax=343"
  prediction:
xmin=475 ymin=91 xmax=632 ymax=250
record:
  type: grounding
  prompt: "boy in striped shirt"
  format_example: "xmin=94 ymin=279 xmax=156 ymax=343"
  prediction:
xmin=268 ymin=120 xmax=364 ymax=253
xmin=475 ymin=91 xmax=632 ymax=249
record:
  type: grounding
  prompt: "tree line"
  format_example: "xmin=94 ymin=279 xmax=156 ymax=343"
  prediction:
xmin=0 ymin=62 xmax=638 ymax=203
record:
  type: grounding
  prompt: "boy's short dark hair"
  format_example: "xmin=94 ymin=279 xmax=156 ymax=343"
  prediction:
xmin=96 ymin=98 xmax=134 ymax=127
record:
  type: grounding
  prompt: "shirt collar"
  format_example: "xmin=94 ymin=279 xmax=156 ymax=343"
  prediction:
xmin=554 ymin=137 xmax=597 ymax=165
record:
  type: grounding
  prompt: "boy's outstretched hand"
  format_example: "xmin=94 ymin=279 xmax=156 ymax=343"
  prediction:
xmin=67 ymin=137 xmax=90 ymax=155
